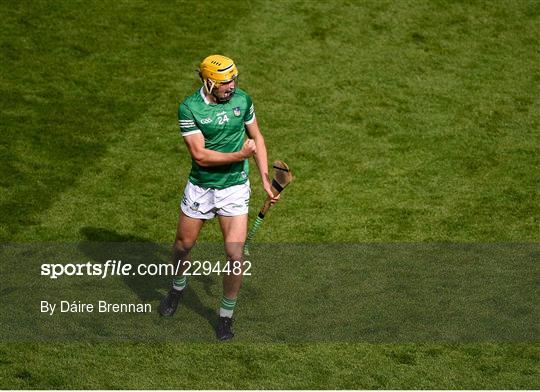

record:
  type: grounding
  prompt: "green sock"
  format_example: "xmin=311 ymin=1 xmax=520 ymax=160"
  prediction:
xmin=173 ymin=276 xmax=187 ymax=291
xmin=219 ymin=295 xmax=237 ymax=318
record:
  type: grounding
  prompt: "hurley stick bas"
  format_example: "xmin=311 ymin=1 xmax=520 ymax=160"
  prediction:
xmin=244 ymin=160 xmax=293 ymax=256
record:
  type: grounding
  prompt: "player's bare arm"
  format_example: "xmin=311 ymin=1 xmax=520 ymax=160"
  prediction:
xmin=246 ymin=119 xmax=279 ymax=203
xmin=183 ymin=132 xmax=256 ymax=167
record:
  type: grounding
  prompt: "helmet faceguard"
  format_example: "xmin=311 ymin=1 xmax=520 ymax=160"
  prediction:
xmin=199 ymin=55 xmax=239 ymax=99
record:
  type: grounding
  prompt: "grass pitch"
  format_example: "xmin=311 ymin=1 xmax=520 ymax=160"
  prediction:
xmin=1 ymin=0 xmax=539 ymax=389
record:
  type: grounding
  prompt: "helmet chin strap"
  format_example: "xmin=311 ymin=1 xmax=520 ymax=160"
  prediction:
xmin=204 ymin=79 xmax=216 ymax=95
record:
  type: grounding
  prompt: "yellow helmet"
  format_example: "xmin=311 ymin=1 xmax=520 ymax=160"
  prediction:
xmin=199 ymin=54 xmax=238 ymax=94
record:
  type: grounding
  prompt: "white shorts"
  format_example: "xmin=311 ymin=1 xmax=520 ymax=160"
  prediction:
xmin=180 ymin=180 xmax=250 ymax=220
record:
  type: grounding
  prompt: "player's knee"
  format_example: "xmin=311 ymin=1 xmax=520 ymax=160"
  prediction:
xmin=174 ymin=238 xmax=195 ymax=254
xmin=225 ymin=248 xmax=243 ymax=264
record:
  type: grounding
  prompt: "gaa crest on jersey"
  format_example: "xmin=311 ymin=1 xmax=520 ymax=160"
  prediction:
xmin=233 ymin=107 xmax=241 ymax=117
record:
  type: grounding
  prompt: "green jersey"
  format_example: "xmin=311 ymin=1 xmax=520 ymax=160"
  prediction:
xmin=178 ymin=87 xmax=255 ymax=189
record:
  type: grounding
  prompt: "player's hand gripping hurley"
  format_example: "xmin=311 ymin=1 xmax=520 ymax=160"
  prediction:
xmin=244 ymin=161 xmax=293 ymax=256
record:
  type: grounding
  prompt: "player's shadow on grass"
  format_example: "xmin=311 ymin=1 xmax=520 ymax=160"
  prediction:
xmin=78 ymin=227 xmax=217 ymax=329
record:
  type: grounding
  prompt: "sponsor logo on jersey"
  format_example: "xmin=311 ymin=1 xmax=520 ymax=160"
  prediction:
xmin=200 ymin=117 xmax=212 ymax=124
xmin=233 ymin=107 xmax=241 ymax=117
xmin=216 ymin=111 xmax=226 ymax=116
xmin=241 ymin=171 xmax=247 ymax=179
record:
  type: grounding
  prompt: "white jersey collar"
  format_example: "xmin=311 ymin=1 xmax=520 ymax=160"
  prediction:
xmin=199 ymin=87 xmax=212 ymax=105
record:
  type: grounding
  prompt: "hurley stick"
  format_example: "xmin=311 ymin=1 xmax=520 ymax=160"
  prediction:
xmin=244 ymin=160 xmax=293 ymax=256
